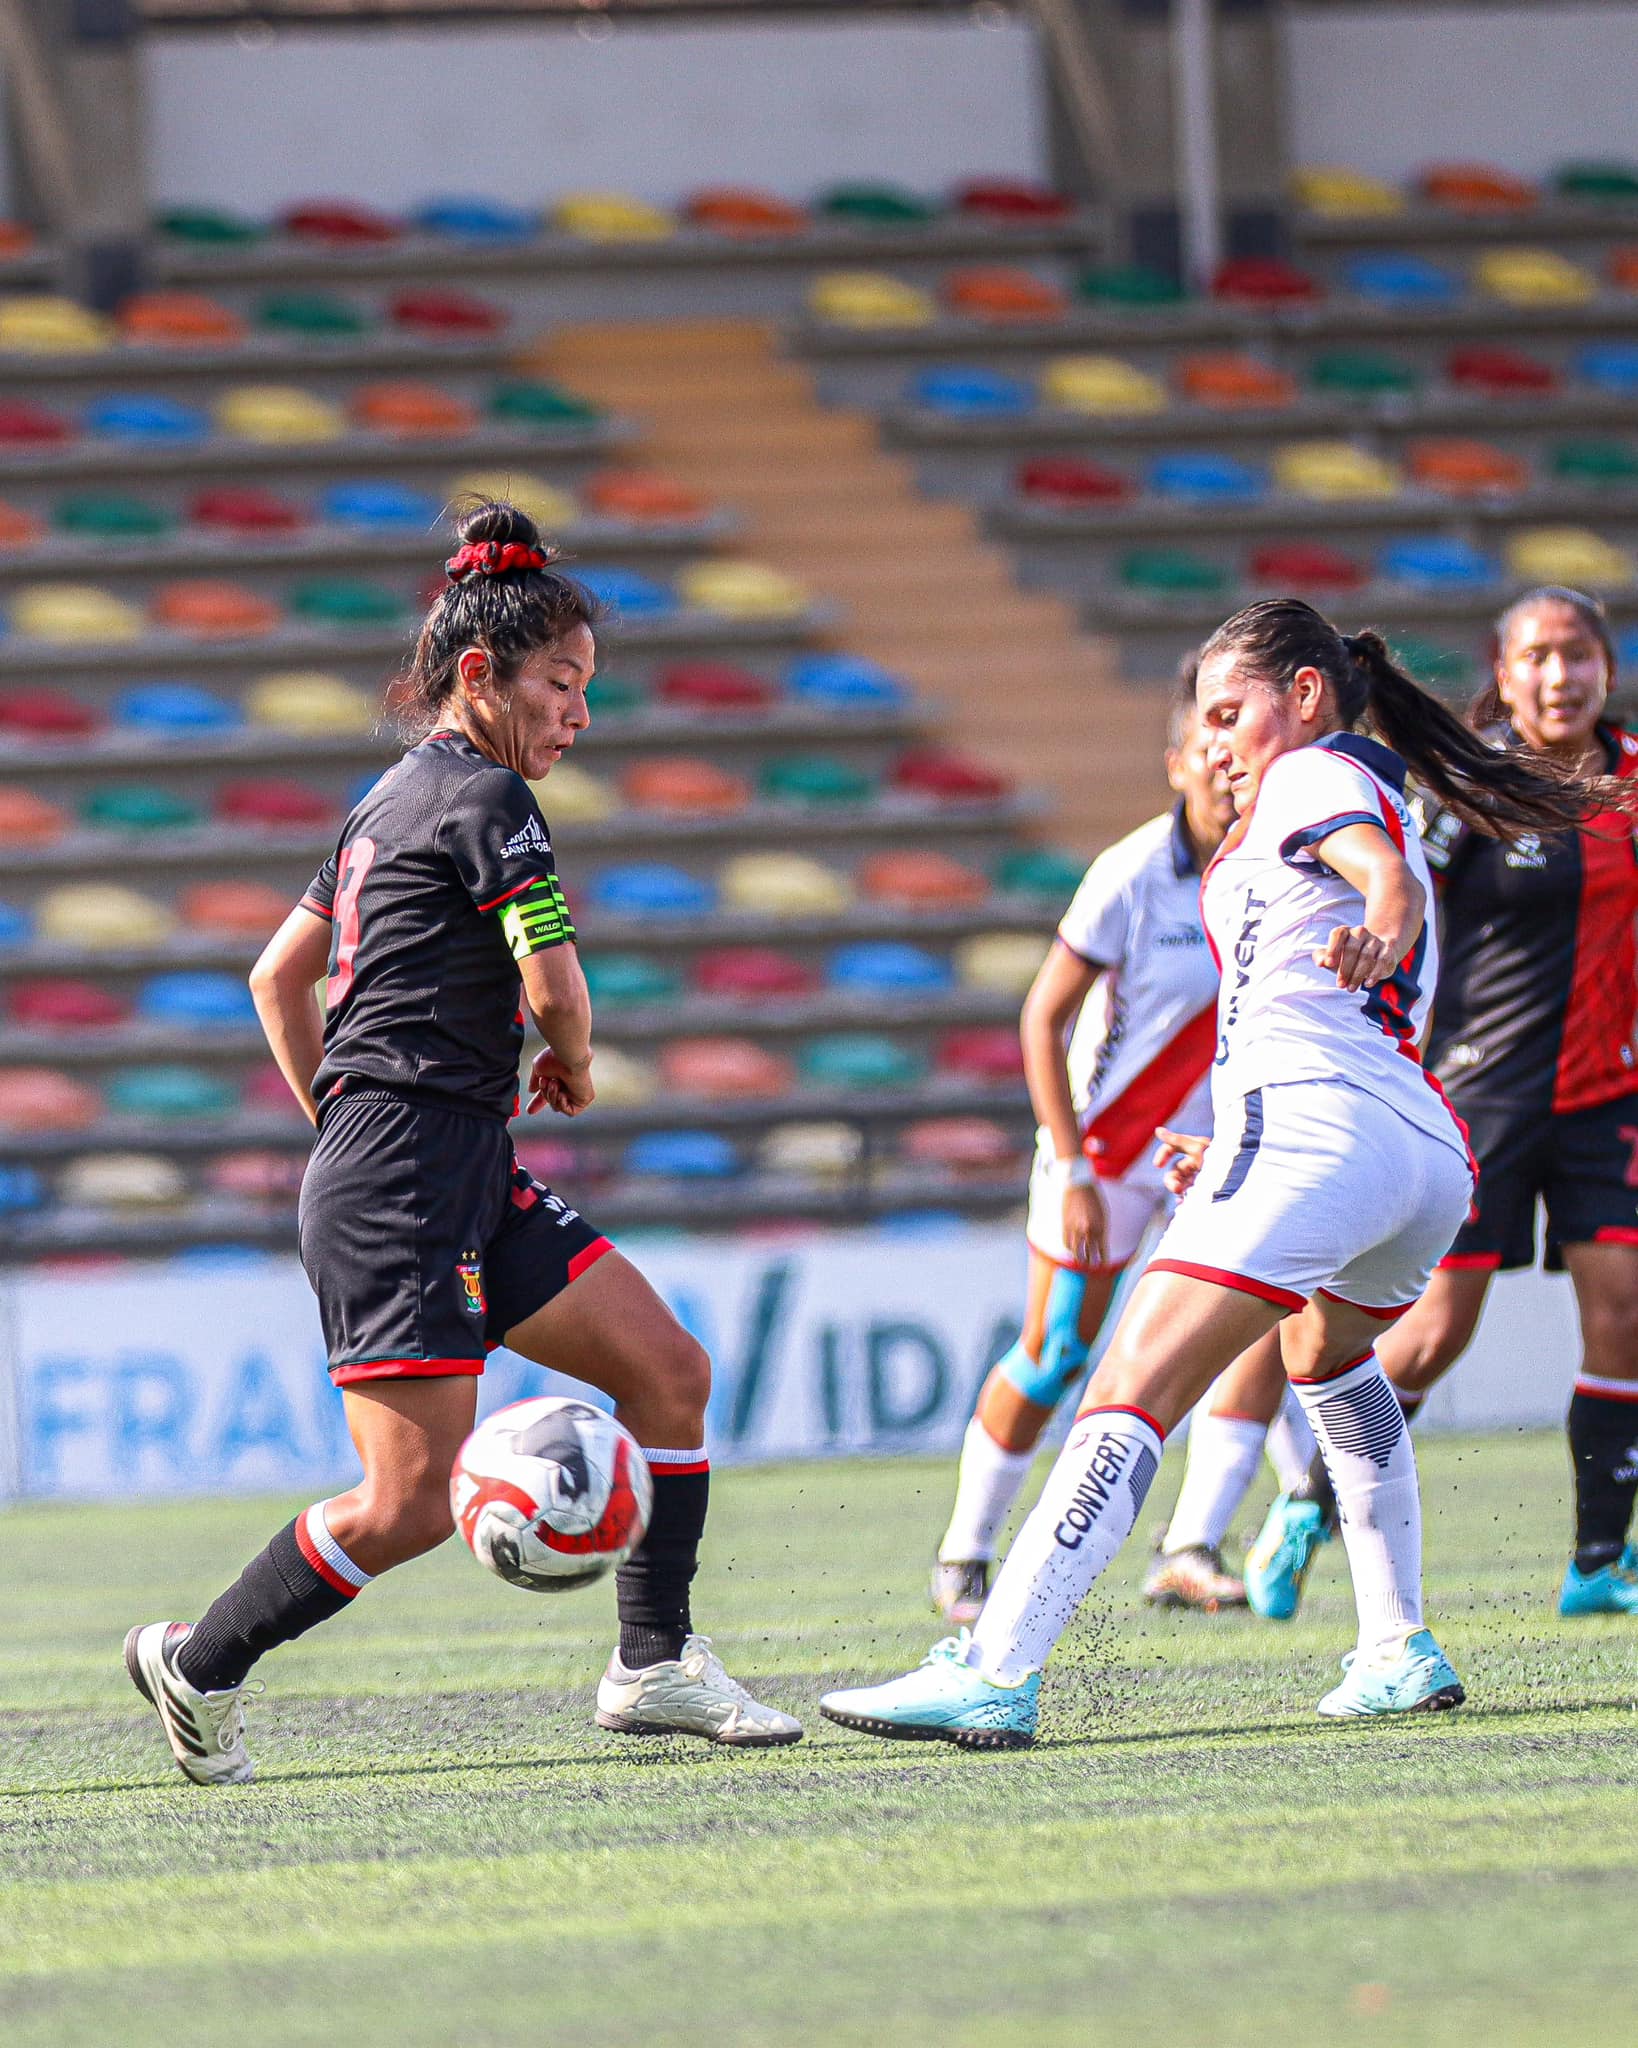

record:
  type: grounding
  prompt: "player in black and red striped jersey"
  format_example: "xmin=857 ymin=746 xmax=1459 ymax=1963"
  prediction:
xmin=1248 ymin=588 xmax=1638 ymax=1620
xmin=124 ymin=501 xmax=801 ymax=1783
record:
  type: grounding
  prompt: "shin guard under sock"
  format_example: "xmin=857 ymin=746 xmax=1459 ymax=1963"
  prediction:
xmin=175 ymin=1503 xmax=371 ymax=1692
xmin=617 ymin=1450 xmax=709 ymax=1669
xmin=1568 ymin=1379 xmax=1638 ymax=1572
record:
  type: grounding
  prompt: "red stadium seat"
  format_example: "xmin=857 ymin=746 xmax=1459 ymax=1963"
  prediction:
xmin=656 ymin=661 xmax=777 ymax=710
xmin=1447 ymin=345 xmax=1557 ymax=395
xmin=0 ymin=399 xmax=73 ymax=445
xmin=892 ymin=749 xmax=1012 ymax=802
xmin=282 ymin=200 xmax=400 ymax=244
xmin=0 ymin=498 xmax=43 ymax=546
xmin=190 ymin=485 xmax=306 ymax=535
xmin=859 ymin=850 xmax=989 ymax=908
xmin=935 ymin=1027 xmax=1026 ymax=1081
xmin=691 ymin=947 xmax=820 ymax=1000
xmin=179 ymin=880 xmax=292 ymax=937
xmin=1608 ymin=247 xmax=1638 ymax=292
xmin=0 ymin=687 xmax=101 ymax=739
xmin=242 ymin=1061 xmax=309 ymax=1117
xmin=1016 ymin=456 xmax=1131 ymax=505
xmin=658 ymin=1036 xmax=795 ymax=1098
xmin=215 ymin=778 xmax=336 ymax=829
xmin=0 ymin=788 xmax=68 ymax=843
xmin=954 ymin=179 xmax=1073 ymax=223
xmin=390 ymin=289 xmax=506 ymax=337
xmin=7 ymin=979 xmax=130 ymax=1030
xmin=1251 ymin=542 xmax=1367 ymax=592
xmin=1212 ymin=257 xmax=1321 ymax=304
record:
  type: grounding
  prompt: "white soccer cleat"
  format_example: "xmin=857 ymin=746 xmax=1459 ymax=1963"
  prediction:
xmin=595 ymin=1633 xmax=803 ymax=1747
xmin=123 ymin=1622 xmax=255 ymax=1786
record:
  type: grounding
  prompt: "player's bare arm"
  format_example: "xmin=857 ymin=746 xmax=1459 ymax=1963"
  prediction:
xmin=519 ymin=941 xmax=594 ymax=1116
xmin=1309 ymin=820 xmax=1426 ymax=991
xmin=1019 ymin=938 xmax=1110 ymax=1268
xmin=248 ymin=905 xmax=333 ymax=1125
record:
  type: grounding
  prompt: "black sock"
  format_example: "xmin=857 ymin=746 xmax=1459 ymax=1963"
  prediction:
xmin=1290 ymin=1448 xmax=1338 ymax=1522
xmin=1568 ymin=1387 xmax=1638 ymax=1573
xmin=617 ymin=1462 xmax=708 ymax=1669
xmin=175 ymin=1513 xmax=363 ymax=1692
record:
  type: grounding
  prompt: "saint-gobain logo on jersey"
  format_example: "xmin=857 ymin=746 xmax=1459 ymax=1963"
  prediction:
xmin=502 ymin=815 xmax=551 ymax=860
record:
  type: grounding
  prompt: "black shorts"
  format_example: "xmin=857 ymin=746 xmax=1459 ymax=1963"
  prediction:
xmin=298 ymin=1089 xmax=612 ymax=1384
xmin=1440 ymin=1091 xmax=1638 ymax=1274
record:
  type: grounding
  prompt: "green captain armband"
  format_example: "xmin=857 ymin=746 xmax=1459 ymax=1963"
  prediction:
xmin=499 ymin=877 xmax=576 ymax=959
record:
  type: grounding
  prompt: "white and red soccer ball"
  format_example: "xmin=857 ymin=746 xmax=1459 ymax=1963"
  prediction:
xmin=451 ymin=1396 xmax=652 ymax=1592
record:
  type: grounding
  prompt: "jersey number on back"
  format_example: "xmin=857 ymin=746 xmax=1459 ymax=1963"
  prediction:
xmin=327 ymin=836 xmax=377 ymax=1010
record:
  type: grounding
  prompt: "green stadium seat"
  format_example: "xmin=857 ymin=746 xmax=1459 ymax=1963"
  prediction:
xmin=759 ymin=754 xmax=874 ymax=805
xmin=80 ymin=786 xmax=203 ymax=832
xmin=1076 ymin=263 xmax=1185 ymax=306
xmin=995 ymin=847 xmax=1085 ymax=898
xmin=1552 ymin=439 xmax=1638 ymax=486
xmin=257 ymin=291 xmax=374 ymax=338
xmin=289 ymin=578 xmax=405 ymax=626
xmin=1306 ymin=349 xmax=1420 ymax=400
xmin=157 ymin=205 xmax=264 ymax=244
xmin=1120 ymin=548 xmax=1231 ymax=598
xmin=1385 ymin=634 xmax=1474 ymax=692
xmin=106 ymin=1066 xmax=237 ymax=1119
xmin=817 ymin=182 xmax=937 ymax=226
xmin=487 ymin=380 xmax=602 ymax=426
xmin=55 ymin=492 xmax=175 ymax=539
xmin=582 ymin=955 xmax=682 ymax=1007
xmin=799 ymin=1033 xmax=926 ymax=1088
xmin=1556 ymin=162 xmax=1638 ymax=203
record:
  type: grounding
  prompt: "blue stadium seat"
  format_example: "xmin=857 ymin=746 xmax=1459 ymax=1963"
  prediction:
xmin=138 ymin=972 xmax=260 ymax=1029
xmin=1576 ymin=343 xmax=1638 ymax=395
xmin=414 ymin=197 xmax=536 ymax=241
xmin=0 ymin=1164 xmax=43 ymax=1213
xmin=591 ymin=863 xmax=717 ymax=916
xmin=786 ymin=653 xmax=910 ymax=707
xmin=86 ymin=393 xmax=210 ymax=442
xmin=1343 ymin=254 xmax=1459 ymax=304
xmin=321 ymin=480 xmax=444 ymax=528
xmin=910 ymin=366 xmax=1036 ymax=418
xmin=114 ymin=683 xmax=243 ymax=734
xmin=624 ymin=1130 xmax=742 ymax=1178
xmin=1146 ymin=451 xmax=1266 ymax=502
xmin=1378 ymin=535 xmax=1499 ymax=588
xmin=347 ymin=769 xmax=387 ymax=809
xmin=573 ymin=566 xmax=677 ymax=616
xmin=828 ymin=941 xmax=955 ymax=994
xmin=0 ymin=901 xmax=32 ymax=948
xmin=1616 ymin=625 xmax=1638 ymax=671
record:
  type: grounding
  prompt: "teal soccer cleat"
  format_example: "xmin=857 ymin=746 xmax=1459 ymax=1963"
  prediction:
xmin=819 ymin=1632 xmax=1039 ymax=1749
xmin=1558 ymin=1545 xmax=1638 ymax=1617
xmin=1316 ymin=1628 xmax=1465 ymax=1719
xmin=1244 ymin=1493 xmax=1333 ymax=1621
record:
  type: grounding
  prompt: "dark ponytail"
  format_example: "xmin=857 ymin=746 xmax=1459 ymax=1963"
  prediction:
xmin=394 ymin=498 xmax=600 ymax=738
xmin=1469 ymin=584 xmax=1617 ymax=731
xmin=1199 ymin=598 xmax=1630 ymax=840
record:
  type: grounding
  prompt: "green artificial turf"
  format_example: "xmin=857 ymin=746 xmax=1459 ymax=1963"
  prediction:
xmin=1 ymin=1433 xmax=1634 ymax=2046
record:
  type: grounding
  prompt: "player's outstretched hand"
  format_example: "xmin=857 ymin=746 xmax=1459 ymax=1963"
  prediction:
xmin=1314 ymin=923 xmax=1398 ymax=991
xmin=527 ymin=1048 xmax=595 ymax=1116
xmin=1154 ymin=1127 xmax=1208 ymax=1197
xmin=1061 ymin=1182 xmax=1109 ymax=1271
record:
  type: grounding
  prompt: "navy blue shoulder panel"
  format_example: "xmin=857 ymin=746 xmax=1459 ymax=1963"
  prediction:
xmin=1314 ymin=731 xmax=1407 ymax=795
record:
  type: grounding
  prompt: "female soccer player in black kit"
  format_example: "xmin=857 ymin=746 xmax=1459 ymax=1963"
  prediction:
xmin=1248 ymin=587 xmax=1638 ymax=1621
xmin=126 ymin=502 xmax=802 ymax=1782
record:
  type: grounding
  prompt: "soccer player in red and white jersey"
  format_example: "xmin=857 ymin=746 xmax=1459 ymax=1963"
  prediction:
xmin=827 ymin=599 xmax=1629 ymax=1742
xmin=933 ymin=678 xmax=1300 ymax=1624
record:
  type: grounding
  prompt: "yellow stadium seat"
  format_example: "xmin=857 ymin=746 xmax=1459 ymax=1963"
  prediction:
xmin=807 ymin=271 xmax=937 ymax=328
xmin=579 ymin=1046 xmax=657 ymax=1106
xmin=720 ymin=852 xmax=853 ymax=917
xmin=677 ymin=559 xmax=809 ymax=620
xmin=1040 ymin=354 xmax=1167 ymax=416
xmin=246 ymin=671 xmax=378 ymax=736
xmin=60 ymin=1152 xmax=188 ymax=1208
xmin=1289 ymin=166 xmax=1405 ymax=218
xmin=527 ymin=762 xmax=614 ymax=823
xmin=0 ymin=294 xmax=114 ymax=353
xmin=1504 ymin=527 xmax=1635 ymax=590
xmin=12 ymin=583 xmax=144 ymax=641
xmin=36 ymin=883 xmax=178 ymax=948
xmin=215 ymin=384 xmax=345 ymax=443
xmin=1476 ymin=248 xmax=1597 ymax=306
xmin=552 ymin=192 xmax=675 ymax=241
xmin=447 ymin=471 xmax=578 ymax=531
xmin=954 ymin=932 xmax=1049 ymax=996
xmin=1273 ymin=440 xmax=1401 ymax=501
xmin=759 ymin=1121 xmax=865 ymax=1178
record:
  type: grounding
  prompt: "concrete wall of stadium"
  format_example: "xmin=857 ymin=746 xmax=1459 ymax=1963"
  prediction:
xmin=0 ymin=1233 xmax=1585 ymax=1500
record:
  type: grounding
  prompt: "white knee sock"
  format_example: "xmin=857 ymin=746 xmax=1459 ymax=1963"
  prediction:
xmin=969 ymin=1406 xmax=1164 ymax=1684
xmin=1265 ymin=1390 xmax=1320 ymax=1495
xmin=1290 ymin=1355 xmax=1423 ymax=1655
xmin=939 ymin=1415 xmax=1038 ymax=1563
xmin=1164 ymin=1412 xmax=1266 ymax=1553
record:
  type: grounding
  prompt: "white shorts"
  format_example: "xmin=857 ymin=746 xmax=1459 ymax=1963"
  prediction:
xmin=1025 ymin=1127 xmax=1170 ymax=1274
xmin=1149 ymin=1079 xmax=1474 ymax=1317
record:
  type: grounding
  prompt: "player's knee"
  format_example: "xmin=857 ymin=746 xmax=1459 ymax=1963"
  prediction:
xmin=1577 ymin=1291 xmax=1638 ymax=1370
xmin=648 ymin=1328 xmax=712 ymax=1438
xmin=1003 ymin=1270 xmax=1091 ymax=1407
xmin=397 ymin=1490 xmax=457 ymax=1558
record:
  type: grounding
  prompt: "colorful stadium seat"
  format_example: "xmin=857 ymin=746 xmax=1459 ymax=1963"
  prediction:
xmin=1273 ymin=441 xmax=1401 ymax=500
xmin=892 ymin=749 xmax=1011 ymax=801
xmin=1406 ymin=439 xmax=1529 ymax=496
xmin=0 ymin=1068 xmax=101 ymax=1132
xmin=7 ymin=979 xmax=130 ymax=1030
xmin=954 ymin=932 xmax=1046 ymax=995
xmin=659 ymin=1037 xmax=794 ymax=1098
xmin=942 ymin=266 xmax=1068 ymax=322
xmin=759 ymin=1122 xmax=863 ymax=1177
xmin=574 ymin=566 xmax=676 ymax=617
xmin=1419 ymin=163 xmax=1535 ymax=212
xmin=243 ymin=1061 xmax=311 ymax=1115
xmin=935 ymin=1027 xmax=1025 ymax=1081
xmin=1146 ymin=451 xmax=1266 ymax=502
xmin=589 ymin=674 xmax=644 ymax=715
xmin=1120 ymin=548 xmax=1230 ymax=597
xmin=859 ymin=850 xmax=987 ymax=908
xmin=1577 ymin=344 xmax=1638 ymax=395
xmin=1075 ymin=263 xmax=1185 ymax=306
xmin=351 ymin=382 xmax=477 ymax=437
xmin=152 ymin=580 xmax=282 ymax=638
xmin=36 ymin=884 xmax=176 ymax=946
xmin=61 ymin=1152 xmax=188 ymax=1206
xmin=446 ymin=471 xmax=578 ymax=531
xmin=1447 ymin=346 xmax=1557 ymax=396
xmin=953 ymin=180 xmax=1072 ymax=223
xmin=1476 ymin=248 xmax=1595 ymax=305
xmin=206 ymin=1150 xmax=307 ymax=1201
xmin=214 ymin=777 xmax=336 ymax=828
xmin=693 ymin=948 xmax=818 ymax=1000
xmin=321 ymin=480 xmax=442 ymax=529
xmin=1378 ymin=535 xmax=1498 ymax=589
xmin=623 ymin=1131 xmax=739 ymax=1178
xmin=759 ymin=754 xmax=873 ymax=805
xmin=282 ymin=200 xmax=400 ymax=243
xmin=0 ymin=900 xmax=33 ymax=947
xmin=585 ymin=470 xmax=706 ymax=522
xmin=0 ymin=399 xmax=73 ymax=445
xmin=528 ymin=762 xmax=612 ymax=823
xmin=179 ymin=880 xmax=290 ymax=936
xmin=87 ymin=393 xmax=208 ymax=442
xmin=0 ymin=499 xmax=43 ymax=545
xmin=139 ymin=972 xmax=259 ymax=1029
xmin=687 ymin=188 xmax=807 ymax=236
xmin=247 ymin=671 xmax=378 ymax=735
xmin=1041 ymin=355 xmax=1166 ymax=416
xmin=106 ymin=1066 xmax=237 ymax=1118
xmin=658 ymin=661 xmax=777 ymax=710
xmin=911 ymin=364 xmax=1034 ymax=416
xmin=818 ymin=182 xmax=936 ymax=226
xmin=217 ymin=385 xmax=345 ymax=442
xmin=80 ymin=785 xmax=202 ymax=832
xmin=0 ymin=687 xmax=101 ymax=738
xmin=12 ymin=583 xmax=143 ymax=640
xmin=56 ymin=491 xmax=174 ymax=539
xmin=488 ymin=379 xmax=602 ymax=426
xmin=118 ymin=291 xmax=246 ymax=347
xmin=115 ymin=683 xmax=241 ymax=733
xmin=592 ymin=863 xmax=717 ymax=916
xmin=0 ymin=220 xmax=36 ymax=257
xmin=553 ymin=192 xmax=675 ymax=240
xmin=289 ymin=577 xmax=404 ymax=625
xmin=391 ymin=288 xmax=507 ymax=337
xmin=1250 ymin=542 xmax=1367 ymax=592
xmin=414 ymin=197 xmax=535 ymax=241
xmin=1607 ymin=247 xmax=1638 ymax=291
xmin=902 ymin=1116 xmax=1017 ymax=1170
xmin=0 ymin=294 xmax=113 ymax=353
xmin=190 ymin=486 xmax=306 ymax=535
xmin=721 ymin=853 xmax=851 ymax=916
xmin=258 ymin=291 xmax=373 ymax=338
xmin=799 ymin=1034 xmax=923 ymax=1087
xmin=787 ymin=654 xmax=909 ymax=707
xmin=1290 ymin=166 xmax=1404 ymax=217
xmin=678 ymin=560 xmax=808 ymax=619
xmin=1553 ymin=438 xmax=1638 ymax=485
xmin=1505 ymin=527 xmax=1635 ymax=589
xmin=582 ymin=955 xmax=682 ymax=1007
xmin=1397 ymin=634 xmax=1477 ymax=691
xmin=828 ymin=941 xmax=953 ymax=995
xmin=1211 ymin=257 xmax=1321 ymax=305
xmin=621 ymin=757 xmax=751 ymax=812
xmin=1307 ymin=348 xmax=1420 ymax=400
xmin=1016 ymin=456 xmax=1131 ymax=504
xmin=1556 ymin=161 xmax=1638 ymax=202
xmin=1177 ymin=354 xmax=1297 ymax=410
xmin=1344 ymin=254 xmax=1458 ymax=304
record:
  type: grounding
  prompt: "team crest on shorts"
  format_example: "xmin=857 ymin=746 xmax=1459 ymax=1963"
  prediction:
xmin=456 ymin=1251 xmax=486 ymax=1318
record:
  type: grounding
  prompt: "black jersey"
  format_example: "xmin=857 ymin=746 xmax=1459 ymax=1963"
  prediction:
xmin=301 ymin=730 xmax=576 ymax=1122
xmin=1416 ymin=723 xmax=1638 ymax=1115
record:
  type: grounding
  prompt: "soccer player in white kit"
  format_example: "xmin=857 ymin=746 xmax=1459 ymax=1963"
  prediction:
xmin=933 ymin=682 xmax=1303 ymax=1623
xmin=824 ymin=599 xmax=1624 ymax=1741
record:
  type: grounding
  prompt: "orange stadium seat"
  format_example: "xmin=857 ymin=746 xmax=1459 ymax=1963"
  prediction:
xmin=585 ymin=470 xmax=707 ymax=522
xmin=686 ymin=188 xmax=807 ymax=236
xmin=151 ymin=580 xmax=282 ymax=638
xmin=859 ymin=850 xmax=989 ymax=909
xmin=942 ymin=266 xmax=1069 ymax=322
xmin=1406 ymin=438 xmax=1531 ymax=496
xmin=0 ymin=220 xmax=34 ymax=258
xmin=0 ymin=790 xmax=68 ymax=844
xmin=658 ymin=1037 xmax=796 ymax=1098
xmin=0 ymin=499 xmax=43 ymax=546
xmin=0 ymin=1068 xmax=101 ymax=1133
xmin=179 ymin=880 xmax=292 ymax=938
xmin=621 ymin=757 xmax=752 ymax=813
xmin=351 ymin=381 xmax=478 ymax=437
xmin=118 ymin=292 xmax=246 ymax=347
xmin=1419 ymin=163 xmax=1535 ymax=212
xmin=1177 ymin=353 xmax=1297 ymax=409
xmin=1607 ymin=247 xmax=1638 ymax=291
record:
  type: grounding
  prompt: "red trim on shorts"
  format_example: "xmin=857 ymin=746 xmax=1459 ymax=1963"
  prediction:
xmin=1437 ymin=1251 xmax=1503 ymax=1271
xmin=567 ymin=1236 xmax=613 ymax=1283
xmin=1317 ymin=1288 xmax=1412 ymax=1321
xmin=294 ymin=1514 xmax=364 ymax=1597
xmin=1594 ymin=1226 xmax=1638 ymax=1246
xmin=330 ymin=1356 xmax=484 ymax=1385
xmin=1073 ymin=1400 xmax=1167 ymax=1441
xmin=1148 ymin=1258 xmax=1304 ymax=1313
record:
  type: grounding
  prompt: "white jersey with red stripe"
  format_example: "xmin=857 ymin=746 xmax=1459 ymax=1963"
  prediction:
xmin=1056 ymin=805 xmax=1219 ymax=1182
xmin=1200 ymin=732 xmax=1467 ymax=1160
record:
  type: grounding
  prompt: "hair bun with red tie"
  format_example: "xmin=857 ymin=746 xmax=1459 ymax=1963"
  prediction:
xmin=445 ymin=538 xmax=556 ymax=583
